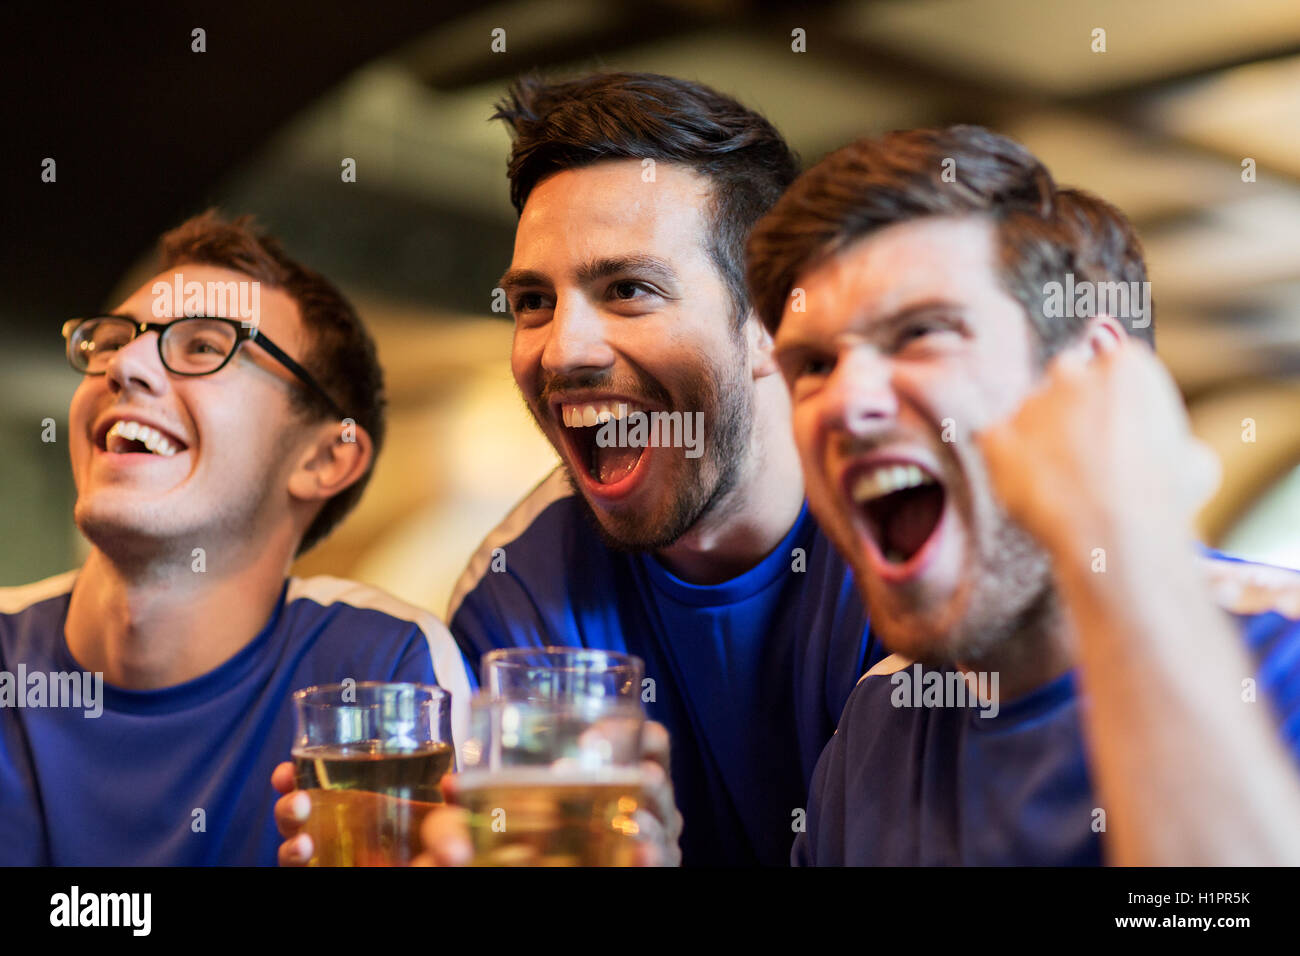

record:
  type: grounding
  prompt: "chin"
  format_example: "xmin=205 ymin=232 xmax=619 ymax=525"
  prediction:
xmin=563 ymin=457 xmax=720 ymax=553
xmin=862 ymin=580 xmax=974 ymax=665
xmin=570 ymin=477 xmax=690 ymax=552
xmin=74 ymin=499 xmax=182 ymax=556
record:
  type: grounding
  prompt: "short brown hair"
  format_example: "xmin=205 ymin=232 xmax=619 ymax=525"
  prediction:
xmin=494 ymin=71 xmax=800 ymax=324
xmin=158 ymin=210 xmax=386 ymax=554
xmin=746 ymin=125 xmax=1154 ymax=353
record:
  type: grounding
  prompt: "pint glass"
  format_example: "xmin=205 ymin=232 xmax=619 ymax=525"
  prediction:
xmin=291 ymin=682 xmax=454 ymax=866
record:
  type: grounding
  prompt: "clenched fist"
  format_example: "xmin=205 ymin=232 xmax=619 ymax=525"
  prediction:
xmin=977 ymin=339 xmax=1218 ymax=564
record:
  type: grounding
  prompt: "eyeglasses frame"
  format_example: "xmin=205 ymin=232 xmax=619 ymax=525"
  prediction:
xmin=62 ymin=314 xmax=345 ymax=420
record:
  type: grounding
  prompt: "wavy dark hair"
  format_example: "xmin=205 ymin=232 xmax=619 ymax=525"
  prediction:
xmin=494 ymin=71 xmax=800 ymax=324
xmin=747 ymin=125 xmax=1154 ymax=355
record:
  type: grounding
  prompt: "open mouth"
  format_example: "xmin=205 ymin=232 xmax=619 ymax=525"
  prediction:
xmin=557 ymin=400 xmax=648 ymax=487
xmin=96 ymin=419 xmax=188 ymax=458
xmin=850 ymin=463 xmax=945 ymax=567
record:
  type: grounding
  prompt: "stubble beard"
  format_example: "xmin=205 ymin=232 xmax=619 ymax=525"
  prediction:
xmin=558 ymin=352 xmax=755 ymax=555
xmin=850 ymin=454 xmax=1059 ymax=671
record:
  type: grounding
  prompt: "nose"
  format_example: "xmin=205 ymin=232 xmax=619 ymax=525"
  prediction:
xmin=819 ymin=345 xmax=898 ymax=437
xmin=103 ymin=330 xmax=169 ymax=398
xmin=539 ymin=294 xmax=616 ymax=377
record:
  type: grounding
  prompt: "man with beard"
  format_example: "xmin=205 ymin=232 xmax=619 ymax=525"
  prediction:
xmin=440 ymin=73 xmax=880 ymax=867
xmin=746 ymin=125 xmax=1300 ymax=864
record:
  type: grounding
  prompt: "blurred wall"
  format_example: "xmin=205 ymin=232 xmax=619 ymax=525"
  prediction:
xmin=4 ymin=0 xmax=1299 ymax=600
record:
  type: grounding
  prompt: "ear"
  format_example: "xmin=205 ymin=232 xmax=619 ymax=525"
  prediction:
xmin=744 ymin=310 xmax=780 ymax=380
xmin=1057 ymin=313 xmax=1128 ymax=364
xmin=286 ymin=420 xmax=374 ymax=507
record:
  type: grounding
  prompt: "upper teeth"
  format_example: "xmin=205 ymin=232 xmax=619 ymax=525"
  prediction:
xmin=851 ymin=464 xmax=934 ymax=503
xmin=106 ymin=420 xmax=179 ymax=457
xmin=561 ymin=401 xmax=642 ymax=428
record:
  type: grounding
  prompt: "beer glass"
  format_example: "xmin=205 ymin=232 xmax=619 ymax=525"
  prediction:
xmin=291 ymin=682 xmax=454 ymax=866
xmin=454 ymin=648 xmax=645 ymax=866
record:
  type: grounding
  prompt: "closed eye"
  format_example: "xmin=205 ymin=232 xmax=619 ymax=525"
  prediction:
xmin=777 ymin=348 xmax=836 ymax=382
xmin=799 ymin=355 xmax=835 ymax=377
xmin=890 ymin=317 xmax=963 ymax=353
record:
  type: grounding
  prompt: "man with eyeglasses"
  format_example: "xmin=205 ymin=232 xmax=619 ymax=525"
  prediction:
xmin=0 ymin=210 xmax=469 ymax=865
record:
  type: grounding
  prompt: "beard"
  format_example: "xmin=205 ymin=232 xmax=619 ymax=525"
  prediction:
xmin=843 ymin=437 xmax=1058 ymax=670
xmin=930 ymin=504 xmax=1057 ymax=669
xmin=537 ymin=343 xmax=755 ymax=554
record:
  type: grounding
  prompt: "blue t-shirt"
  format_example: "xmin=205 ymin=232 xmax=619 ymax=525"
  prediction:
xmin=0 ymin=572 xmax=471 ymax=866
xmin=447 ymin=468 xmax=879 ymax=866
xmin=793 ymin=553 xmax=1300 ymax=866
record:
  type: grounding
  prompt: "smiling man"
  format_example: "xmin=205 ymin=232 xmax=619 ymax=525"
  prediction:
xmin=440 ymin=73 xmax=880 ymax=866
xmin=0 ymin=211 xmax=468 ymax=865
xmin=746 ymin=125 xmax=1300 ymax=864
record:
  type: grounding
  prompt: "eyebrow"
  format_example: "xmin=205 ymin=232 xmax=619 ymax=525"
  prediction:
xmin=497 ymin=254 xmax=680 ymax=292
xmin=775 ymin=299 xmax=968 ymax=354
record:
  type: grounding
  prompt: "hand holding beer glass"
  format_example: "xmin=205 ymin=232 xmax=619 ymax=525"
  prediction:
xmin=291 ymin=682 xmax=454 ymax=866
xmin=450 ymin=648 xmax=657 ymax=866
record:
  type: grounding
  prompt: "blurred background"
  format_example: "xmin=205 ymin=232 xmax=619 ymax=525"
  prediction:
xmin=4 ymin=0 xmax=1299 ymax=613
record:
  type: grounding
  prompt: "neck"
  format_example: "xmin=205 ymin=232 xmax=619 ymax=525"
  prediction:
xmin=65 ymin=529 xmax=297 ymax=690
xmin=655 ymin=373 xmax=805 ymax=585
xmin=958 ymin=586 xmax=1074 ymax=702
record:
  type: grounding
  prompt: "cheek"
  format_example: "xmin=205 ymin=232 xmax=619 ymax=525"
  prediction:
xmin=791 ymin=402 xmax=836 ymax=494
xmin=970 ymin=336 xmax=1038 ymax=423
xmin=67 ymin=386 xmax=99 ymax=460
xmin=900 ymin=359 xmax=1012 ymax=432
xmin=789 ymin=400 xmax=821 ymax=461
xmin=69 ymin=380 xmax=96 ymax=423
xmin=510 ymin=330 xmax=541 ymax=391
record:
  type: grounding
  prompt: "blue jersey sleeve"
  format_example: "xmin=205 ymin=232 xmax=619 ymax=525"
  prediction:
xmin=0 ymin=710 xmax=46 ymax=865
xmin=448 ymin=571 xmax=557 ymax=680
xmin=391 ymin=629 xmax=439 ymax=684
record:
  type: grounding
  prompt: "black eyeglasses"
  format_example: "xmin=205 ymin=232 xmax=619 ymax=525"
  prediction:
xmin=62 ymin=315 xmax=345 ymax=419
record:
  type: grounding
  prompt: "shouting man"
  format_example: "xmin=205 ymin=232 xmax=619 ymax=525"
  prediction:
xmin=746 ymin=125 xmax=1300 ymax=865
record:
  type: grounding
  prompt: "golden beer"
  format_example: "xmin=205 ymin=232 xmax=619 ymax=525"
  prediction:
xmin=293 ymin=741 xmax=454 ymax=866
xmin=453 ymin=767 xmax=643 ymax=867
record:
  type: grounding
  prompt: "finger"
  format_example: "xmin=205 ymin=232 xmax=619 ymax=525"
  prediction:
xmin=274 ymin=789 xmax=312 ymax=839
xmin=271 ymin=761 xmax=296 ymax=795
xmin=973 ymin=419 xmax=1013 ymax=464
xmin=630 ymin=809 xmax=666 ymax=867
xmin=277 ymin=832 xmax=313 ymax=867
xmin=641 ymin=720 xmax=671 ymax=773
xmin=630 ymin=808 xmax=680 ymax=867
xmin=639 ymin=760 xmax=683 ymax=845
xmin=420 ymin=804 xmax=473 ymax=867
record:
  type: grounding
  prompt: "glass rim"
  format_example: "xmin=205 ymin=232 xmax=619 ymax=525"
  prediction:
xmin=469 ymin=692 xmax=644 ymax=713
xmin=291 ymin=680 xmax=449 ymax=705
xmin=481 ymin=646 xmax=643 ymax=673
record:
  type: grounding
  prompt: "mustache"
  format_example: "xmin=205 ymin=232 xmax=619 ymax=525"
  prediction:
xmin=833 ymin=428 xmax=929 ymax=461
xmin=537 ymin=369 xmax=674 ymax=412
